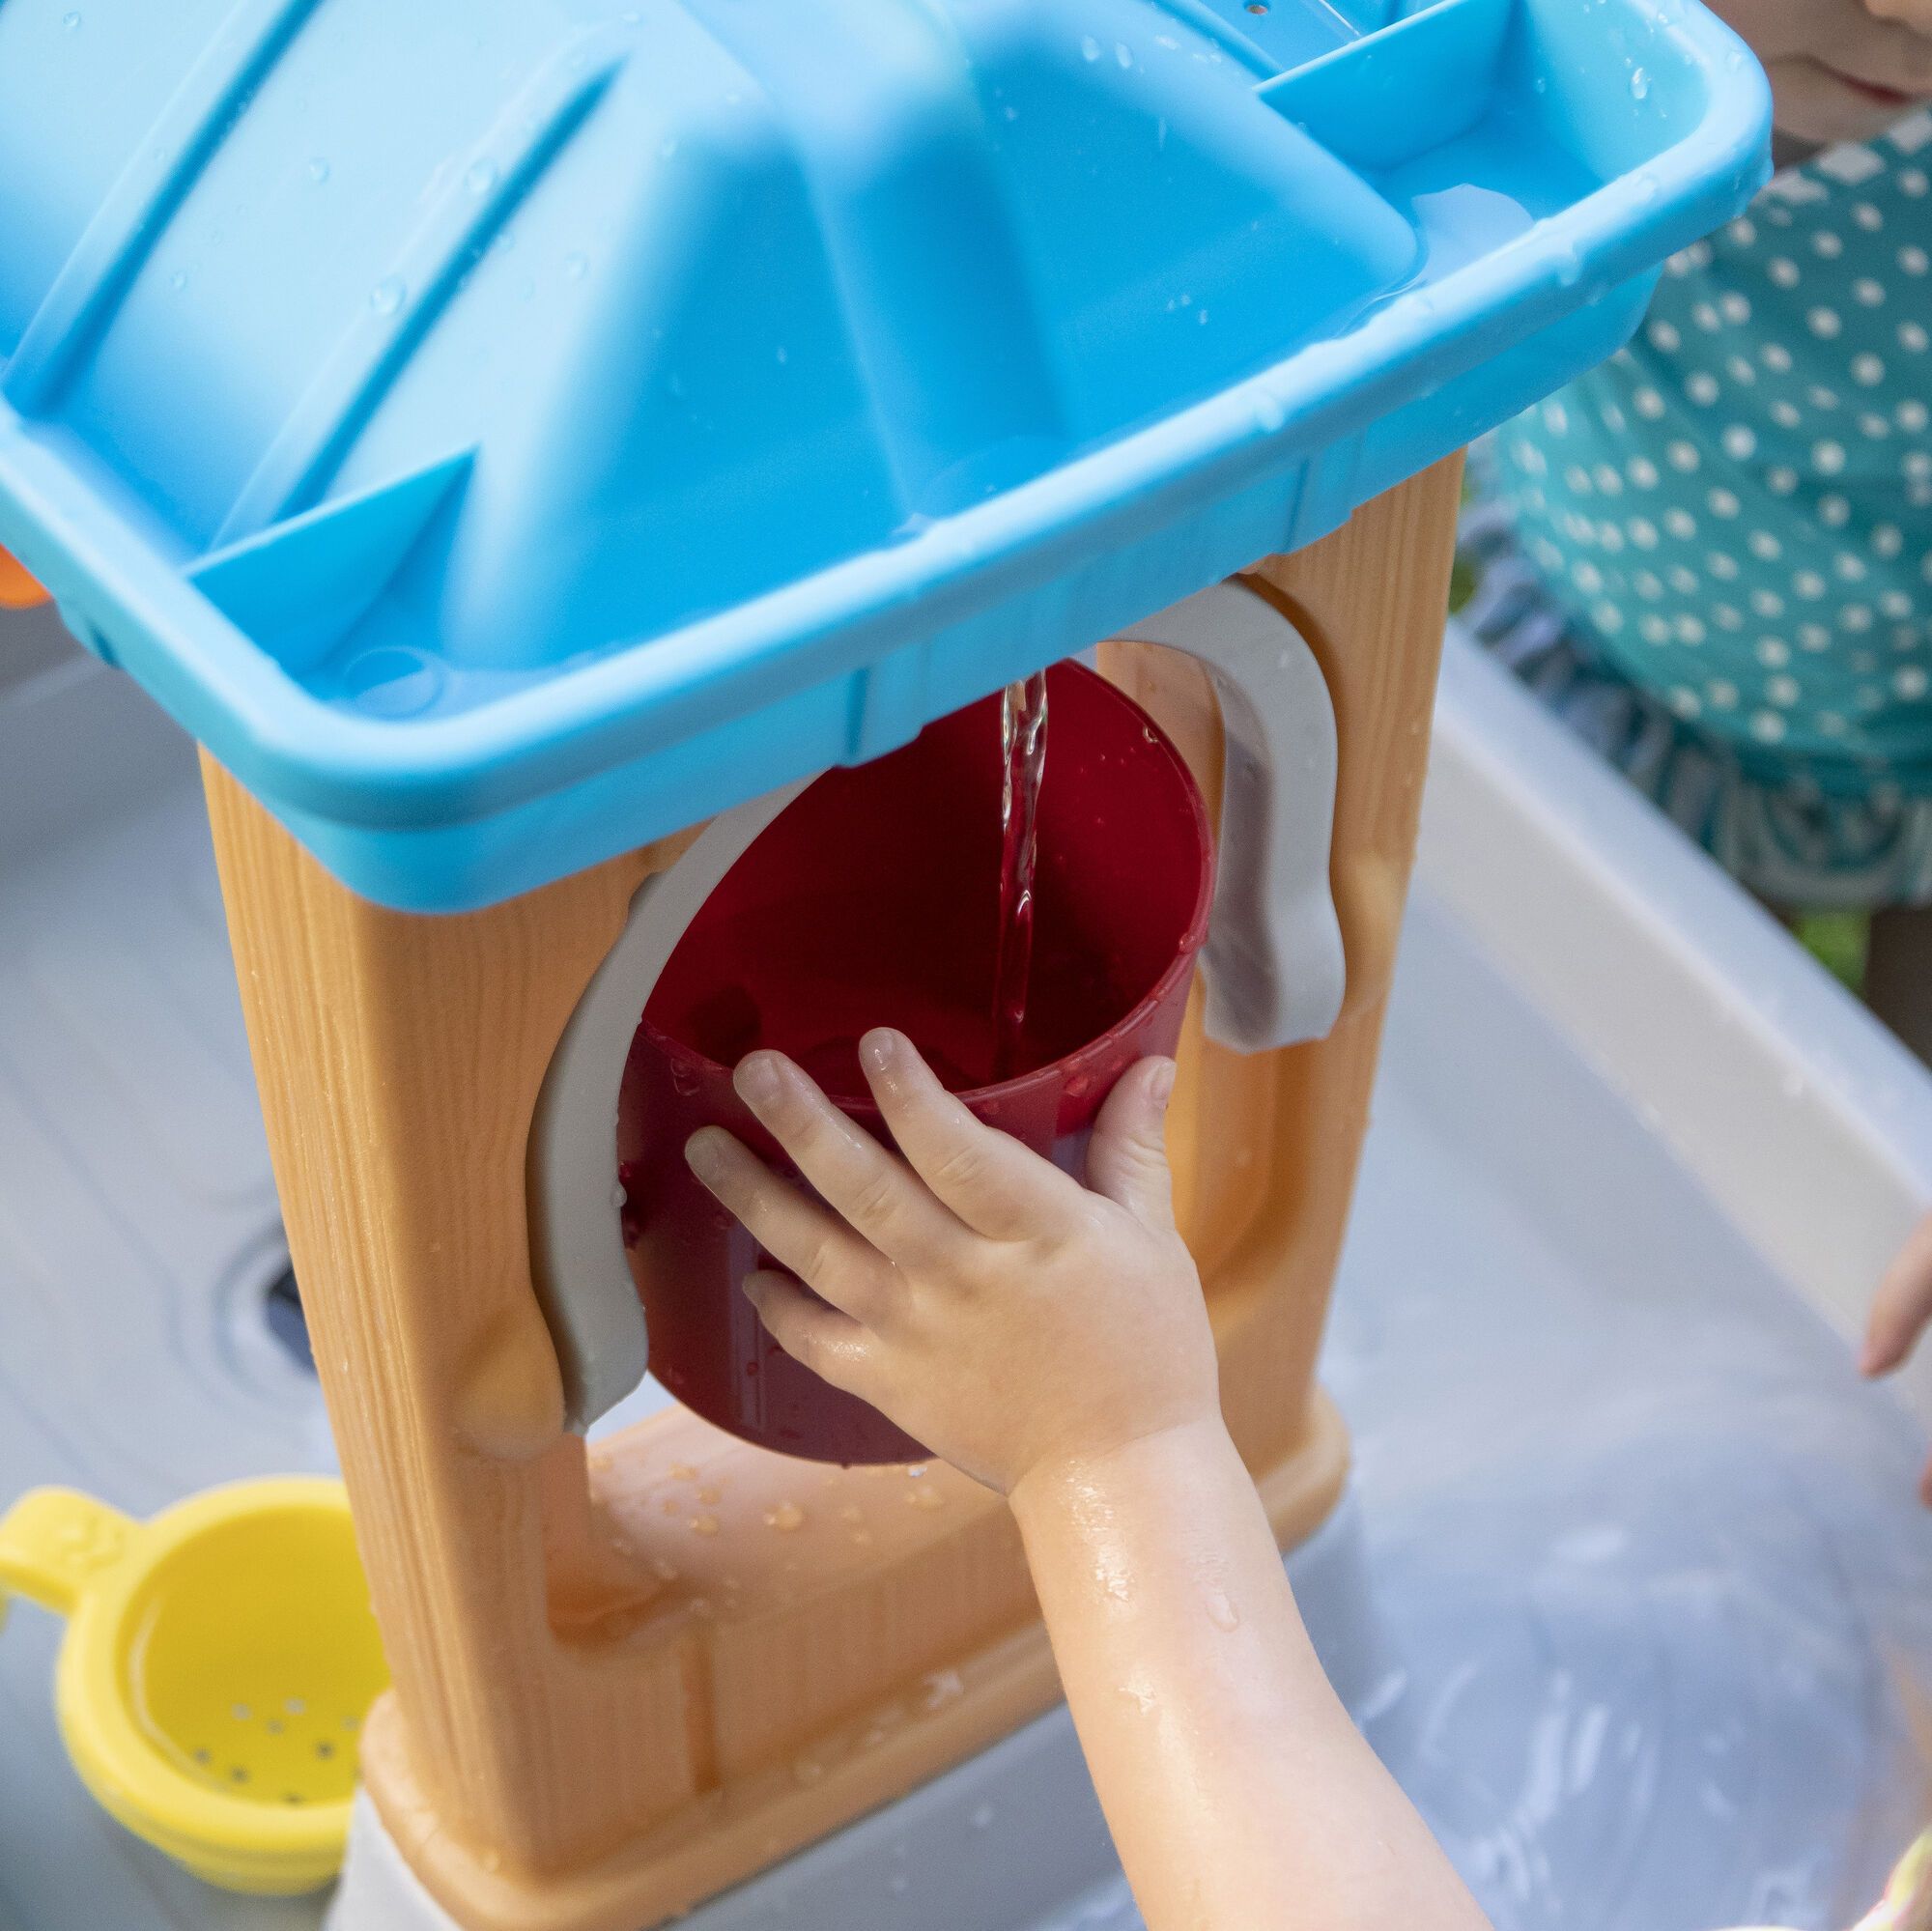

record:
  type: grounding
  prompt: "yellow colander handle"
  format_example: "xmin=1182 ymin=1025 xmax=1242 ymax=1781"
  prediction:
xmin=0 ymin=1488 xmax=135 ymax=1617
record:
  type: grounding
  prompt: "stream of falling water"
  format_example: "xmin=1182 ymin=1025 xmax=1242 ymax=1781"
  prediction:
xmin=993 ymin=670 xmax=1049 ymax=1079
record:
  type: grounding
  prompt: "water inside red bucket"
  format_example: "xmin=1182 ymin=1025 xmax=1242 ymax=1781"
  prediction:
xmin=618 ymin=659 xmax=1213 ymax=1462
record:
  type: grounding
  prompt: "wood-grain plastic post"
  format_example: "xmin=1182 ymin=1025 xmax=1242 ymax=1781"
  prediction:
xmin=202 ymin=454 xmax=1463 ymax=1931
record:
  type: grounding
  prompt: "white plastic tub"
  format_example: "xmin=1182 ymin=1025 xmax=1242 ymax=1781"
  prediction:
xmin=4 ymin=614 xmax=1932 ymax=1931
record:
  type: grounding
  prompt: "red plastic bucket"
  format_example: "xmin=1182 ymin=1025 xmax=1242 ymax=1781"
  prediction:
xmin=617 ymin=660 xmax=1213 ymax=1463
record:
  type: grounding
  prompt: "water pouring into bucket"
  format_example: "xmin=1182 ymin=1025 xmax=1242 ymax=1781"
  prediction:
xmin=618 ymin=661 xmax=1213 ymax=1463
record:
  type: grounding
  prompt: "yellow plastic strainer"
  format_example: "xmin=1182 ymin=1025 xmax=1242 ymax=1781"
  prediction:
xmin=0 ymin=1476 xmax=385 ymax=1893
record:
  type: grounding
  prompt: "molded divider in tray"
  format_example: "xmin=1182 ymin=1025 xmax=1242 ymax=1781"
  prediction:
xmin=0 ymin=0 xmax=1768 ymax=909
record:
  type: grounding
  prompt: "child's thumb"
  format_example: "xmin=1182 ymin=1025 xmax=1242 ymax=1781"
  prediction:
xmin=1864 ymin=1208 xmax=1932 ymax=1375
xmin=1086 ymin=1058 xmax=1178 ymax=1230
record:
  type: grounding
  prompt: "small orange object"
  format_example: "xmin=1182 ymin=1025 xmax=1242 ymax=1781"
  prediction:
xmin=0 ymin=546 xmax=47 ymax=609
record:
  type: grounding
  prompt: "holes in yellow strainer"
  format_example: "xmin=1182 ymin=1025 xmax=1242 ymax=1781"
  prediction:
xmin=162 ymin=1696 xmax=369 ymax=1804
xmin=121 ymin=1506 xmax=385 ymax=1810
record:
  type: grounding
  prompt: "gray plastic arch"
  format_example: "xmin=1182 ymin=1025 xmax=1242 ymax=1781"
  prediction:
xmin=527 ymin=581 xmax=1342 ymax=1431
xmin=526 ymin=781 xmax=809 ymax=1431
xmin=1116 ymin=579 xmax=1346 ymax=1056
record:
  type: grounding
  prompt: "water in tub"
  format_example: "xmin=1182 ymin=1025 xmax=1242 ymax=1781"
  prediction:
xmin=1036 ymin=899 xmax=1932 ymax=1931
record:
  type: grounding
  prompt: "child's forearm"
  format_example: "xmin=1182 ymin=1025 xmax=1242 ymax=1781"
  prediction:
xmin=691 ymin=1043 xmax=1487 ymax=1923
xmin=1010 ymin=1417 xmax=1492 ymax=1931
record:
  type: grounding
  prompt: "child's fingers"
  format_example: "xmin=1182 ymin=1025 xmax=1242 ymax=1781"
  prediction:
xmin=732 ymin=1051 xmax=964 ymax=1266
xmin=686 ymin=1128 xmax=898 ymax=1326
xmin=859 ymin=1028 xmax=1073 ymax=1238
xmin=1085 ymin=1058 xmax=1179 ymax=1232
xmin=1857 ymin=24 xmax=1932 ymax=94
xmin=1863 ymin=1210 xmax=1932 ymax=1376
xmin=743 ymin=1270 xmax=881 ymax=1398
xmin=1863 ymin=0 xmax=1932 ymax=54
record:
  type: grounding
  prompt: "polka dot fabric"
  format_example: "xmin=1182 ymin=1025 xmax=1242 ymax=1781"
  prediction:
xmin=1494 ymin=113 xmax=1932 ymax=809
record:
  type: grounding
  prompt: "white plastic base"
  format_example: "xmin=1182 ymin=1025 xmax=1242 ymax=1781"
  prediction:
xmin=325 ymin=1493 xmax=1386 ymax=1931
xmin=11 ymin=621 xmax=1932 ymax=1931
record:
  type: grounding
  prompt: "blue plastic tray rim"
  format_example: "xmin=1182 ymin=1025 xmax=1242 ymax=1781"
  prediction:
xmin=0 ymin=0 xmax=1769 ymax=836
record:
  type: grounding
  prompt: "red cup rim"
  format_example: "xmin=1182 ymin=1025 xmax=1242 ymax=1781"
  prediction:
xmin=638 ymin=673 xmax=1215 ymax=1108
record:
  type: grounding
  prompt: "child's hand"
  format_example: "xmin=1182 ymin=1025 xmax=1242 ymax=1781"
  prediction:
xmin=1708 ymin=0 xmax=1932 ymax=142
xmin=691 ymin=1031 xmax=1492 ymax=1931
xmin=682 ymin=1029 xmax=1218 ymax=1496
xmin=1862 ymin=1208 xmax=1932 ymax=1505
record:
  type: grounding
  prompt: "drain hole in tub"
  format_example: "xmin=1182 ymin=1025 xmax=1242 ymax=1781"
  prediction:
xmin=263 ymin=1260 xmax=315 ymax=1375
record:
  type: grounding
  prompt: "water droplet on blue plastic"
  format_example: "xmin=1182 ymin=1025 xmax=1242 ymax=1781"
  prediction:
xmin=1556 ymin=246 xmax=1582 ymax=287
xmin=1635 ymin=172 xmax=1660 ymax=203
xmin=307 ymin=156 xmax=330 ymax=185
xmin=1003 ymin=102 xmax=1019 ymax=121
xmin=1533 ymin=73 xmax=1548 ymax=94
xmin=564 ymin=251 xmax=588 ymax=281
xmin=369 ymin=276 xmax=405 ymax=315
xmin=1115 ymin=42 xmax=1132 ymax=68
xmin=1254 ymin=393 xmax=1286 ymax=433
xmin=169 ymin=270 xmax=187 ymax=292
xmin=61 ymin=11 xmax=80 ymax=30
xmin=1080 ymin=33 xmax=1101 ymax=60
xmin=1630 ymin=65 xmax=1650 ymax=99
xmin=342 ymin=646 xmax=443 ymax=718
xmin=465 ymin=159 xmax=498 ymax=195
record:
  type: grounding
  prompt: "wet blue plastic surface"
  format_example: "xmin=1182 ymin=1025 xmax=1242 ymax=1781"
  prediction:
xmin=0 ymin=0 xmax=1767 ymax=908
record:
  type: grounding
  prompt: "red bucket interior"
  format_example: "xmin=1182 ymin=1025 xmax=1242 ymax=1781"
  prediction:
xmin=642 ymin=660 xmax=1211 ymax=1094
xmin=619 ymin=660 xmax=1213 ymax=1462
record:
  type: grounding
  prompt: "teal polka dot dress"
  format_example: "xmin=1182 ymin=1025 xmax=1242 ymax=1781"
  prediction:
xmin=1483 ymin=110 xmax=1932 ymax=907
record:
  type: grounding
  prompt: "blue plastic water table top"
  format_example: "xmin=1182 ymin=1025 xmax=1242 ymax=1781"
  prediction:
xmin=0 ymin=0 xmax=1769 ymax=911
